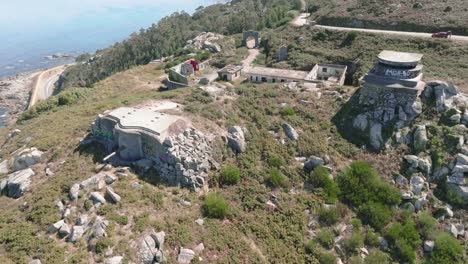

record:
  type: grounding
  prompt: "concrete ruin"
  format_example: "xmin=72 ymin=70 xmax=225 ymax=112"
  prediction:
xmin=217 ymin=64 xmax=243 ymax=81
xmin=334 ymin=50 xmax=425 ymax=150
xmin=91 ymin=107 xmax=217 ymax=190
xmin=247 ymin=63 xmax=347 ymax=87
xmin=243 ymin=31 xmax=260 ymax=49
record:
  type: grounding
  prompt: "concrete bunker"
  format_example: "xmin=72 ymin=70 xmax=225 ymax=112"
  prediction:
xmin=243 ymin=31 xmax=260 ymax=49
xmin=91 ymin=107 xmax=217 ymax=190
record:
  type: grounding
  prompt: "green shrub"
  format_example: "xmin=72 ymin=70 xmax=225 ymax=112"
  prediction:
xmin=280 ymin=107 xmax=296 ymax=117
xmin=365 ymin=250 xmax=391 ymax=263
xmin=365 ymin=230 xmax=380 ymax=247
xmin=316 ymin=229 xmax=334 ymax=249
xmin=84 ymin=200 xmax=93 ymax=211
xmin=343 ymin=231 xmax=364 ymax=253
xmin=305 ymin=240 xmax=318 ymax=255
xmin=337 ymin=161 xmax=400 ymax=208
xmin=415 ymin=211 xmax=437 ymax=239
xmin=95 ymin=237 xmax=114 ymax=254
xmin=220 ymin=165 xmax=241 ymax=185
xmin=427 ymin=233 xmax=464 ymax=264
xmin=309 ymin=166 xmax=339 ymax=203
xmin=268 ymin=168 xmax=287 ymax=187
xmin=386 ymin=219 xmax=421 ymax=263
xmin=203 ymin=193 xmax=229 ymax=219
xmin=358 ymin=202 xmax=393 ymax=231
xmin=316 ymin=251 xmax=337 ymax=264
xmin=267 ymin=154 xmax=283 ymax=168
xmin=318 ymin=207 xmax=339 ymax=226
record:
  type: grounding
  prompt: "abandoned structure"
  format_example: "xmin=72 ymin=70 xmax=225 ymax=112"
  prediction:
xmin=336 ymin=50 xmax=425 ymax=150
xmin=91 ymin=107 xmax=216 ymax=190
xmin=361 ymin=50 xmax=425 ymax=92
xmin=243 ymin=31 xmax=260 ymax=48
xmin=247 ymin=64 xmax=347 ymax=87
xmin=167 ymin=59 xmax=210 ymax=89
xmin=217 ymin=64 xmax=243 ymax=81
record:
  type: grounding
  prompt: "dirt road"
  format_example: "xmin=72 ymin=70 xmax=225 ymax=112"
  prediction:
xmin=28 ymin=65 xmax=69 ymax=109
xmin=314 ymin=25 xmax=468 ymax=42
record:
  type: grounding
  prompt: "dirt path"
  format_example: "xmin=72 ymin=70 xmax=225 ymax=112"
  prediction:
xmin=242 ymin=40 xmax=260 ymax=72
xmin=292 ymin=13 xmax=310 ymax=27
xmin=314 ymin=25 xmax=468 ymax=42
xmin=28 ymin=64 xmax=69 ymax=109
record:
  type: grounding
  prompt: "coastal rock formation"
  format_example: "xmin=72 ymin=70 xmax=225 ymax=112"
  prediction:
xmin=0 ymin=168 xmax=35 ymax=198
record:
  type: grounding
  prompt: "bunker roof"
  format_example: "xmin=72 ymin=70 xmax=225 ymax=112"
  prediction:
xmin=218 ymin=64 xmax=243 ymax=74
xmin=105 ymin=107 xmax=183 ymax=136
xmin=378 ymin=50 xmax=423 ymax=67
xmin=248 ymin=66 xmax=309 ymax=80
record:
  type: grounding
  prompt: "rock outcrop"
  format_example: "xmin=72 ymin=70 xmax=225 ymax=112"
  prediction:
xmin=184 ymin=32 xmax=223 ymax=53
xmin=0 ymin=168 xmax=35 ymax=198
xmin=137 ymin=231 xmax=165 ymax=264
xmin=227 ymin=126 xmax=247 ymax=154
xmin=282 ymin=123 xmax=299 ymax=141
xmin=12 ymin=147 xmax=43 ymax=171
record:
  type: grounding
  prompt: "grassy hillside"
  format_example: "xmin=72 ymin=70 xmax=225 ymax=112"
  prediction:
xmin=308 ymin=0 xmax=468 ymax=35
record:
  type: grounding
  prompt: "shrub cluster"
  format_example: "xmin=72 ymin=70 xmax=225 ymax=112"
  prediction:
xmin=337 ymin=161 xmax=400 ymax=230
xmin=203 ymin=193 xmax=229 ymax=219
xmin=220 ymin=165 xmax=241 ymax=185
xmin=309 ymin=166 xmax=339 ymax=203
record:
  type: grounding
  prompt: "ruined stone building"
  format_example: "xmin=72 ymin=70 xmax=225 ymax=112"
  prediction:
xmin=217 ymin=64 xmax=243 ymax=81
xmin=247 ymin=63 xmax=347 ymax=87
xmin=91 ymin=107 xmax=216 ymax=190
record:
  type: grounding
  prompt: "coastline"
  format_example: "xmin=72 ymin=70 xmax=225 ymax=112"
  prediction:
xmin=0 ymin=64 xmax=68 ymax=127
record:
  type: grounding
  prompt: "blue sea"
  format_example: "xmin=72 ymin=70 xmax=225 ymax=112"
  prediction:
xmin=0 ymin=0 xmax=217 ymax=127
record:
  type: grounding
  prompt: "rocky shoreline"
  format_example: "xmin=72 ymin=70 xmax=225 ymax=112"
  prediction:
xmin=0 ymin=71 xmax=41 ymax=126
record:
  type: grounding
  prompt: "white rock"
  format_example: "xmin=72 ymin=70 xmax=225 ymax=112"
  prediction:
xmin=152 ymin=231 xmax=166 ymax=249
xmin=89 ymin=192 xmax=106 ymax=205
xmin=76 ymin=214 xmax=89 ymax=226
xmin=410 ymin=176 xmax=425 ymax=195
xmin=178 ymin=248 xmax=195 ymax=264
xmin=194 ymin=243 xmax=205 ymax=254
xmin=12 ymin=147 xmax=43 ymax=171
xmin=0 ymin=160 xmax=9 ymax=175
xmin=68 ymin=226 xmax=84 ymax=242
xmin=69 ymin=183 xmax=80 ymax=201
xmin=424 ymin=240 xmax=434 ymax=252
xmin=105 ymin=187 xmax=121 ymax=203
xmin=104 ymin=256 xmax=123 ymax=264
xmin=48 ymin=220 xmax=65 ymax=233
xmin=195 ymin=219 xmax=204 ymax=226
xmin=282 ymin=123 xmax=299 ymax=141
xmin=0 ymin=168 xmax=35 ymax=198
xmin=29 ymin=260 xmax=42 ymax=264
xmin=58 ymin=223 xmax=71 ymax=237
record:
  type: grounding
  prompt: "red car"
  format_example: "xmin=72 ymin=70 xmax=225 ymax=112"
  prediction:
xmin=432 ymin=31 xmax=452 ymax=39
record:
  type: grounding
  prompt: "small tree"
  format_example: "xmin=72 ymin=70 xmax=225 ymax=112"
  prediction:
xmin=203 ymin=193 xmax=229 ymax=219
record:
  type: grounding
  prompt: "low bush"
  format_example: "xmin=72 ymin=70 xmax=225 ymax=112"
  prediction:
xmin=415 ymin=211 xmax=437 ymax=239
xmin=427 ymin=232 xmax=464 ymax=264
xmin=318 ymin=207 xmax=339 ymax=226
xmin=316 ymin=229 xmax=334 ymax=249
xmin=280 ymin=107 xmax=296 ymax=117
xmin=220 ymin=165 xmax=241 ymax=185
xmin=358 ymin=202 xmax=393 ymax=231
xmin=386 ymin=219 xmax=421 ymax=263
xmin=267 ymin=154 xmax=283 ymax=168
xmin=203 ymin=193 xmax=229 ymax=219
xmin=365 ymin=250 xmax=392 ymax=263
xmin=365 ymin=229 xmax=380 ymax=247
xmin=343 ymin=231 xmax=364 ymax=253
xmin=94 ymin=237 xmax=114 ymax=254
xmin=309 ymin=166 xmax=339 ymax=203
xmin=268 ymin=168 xmax=287 ymax=187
